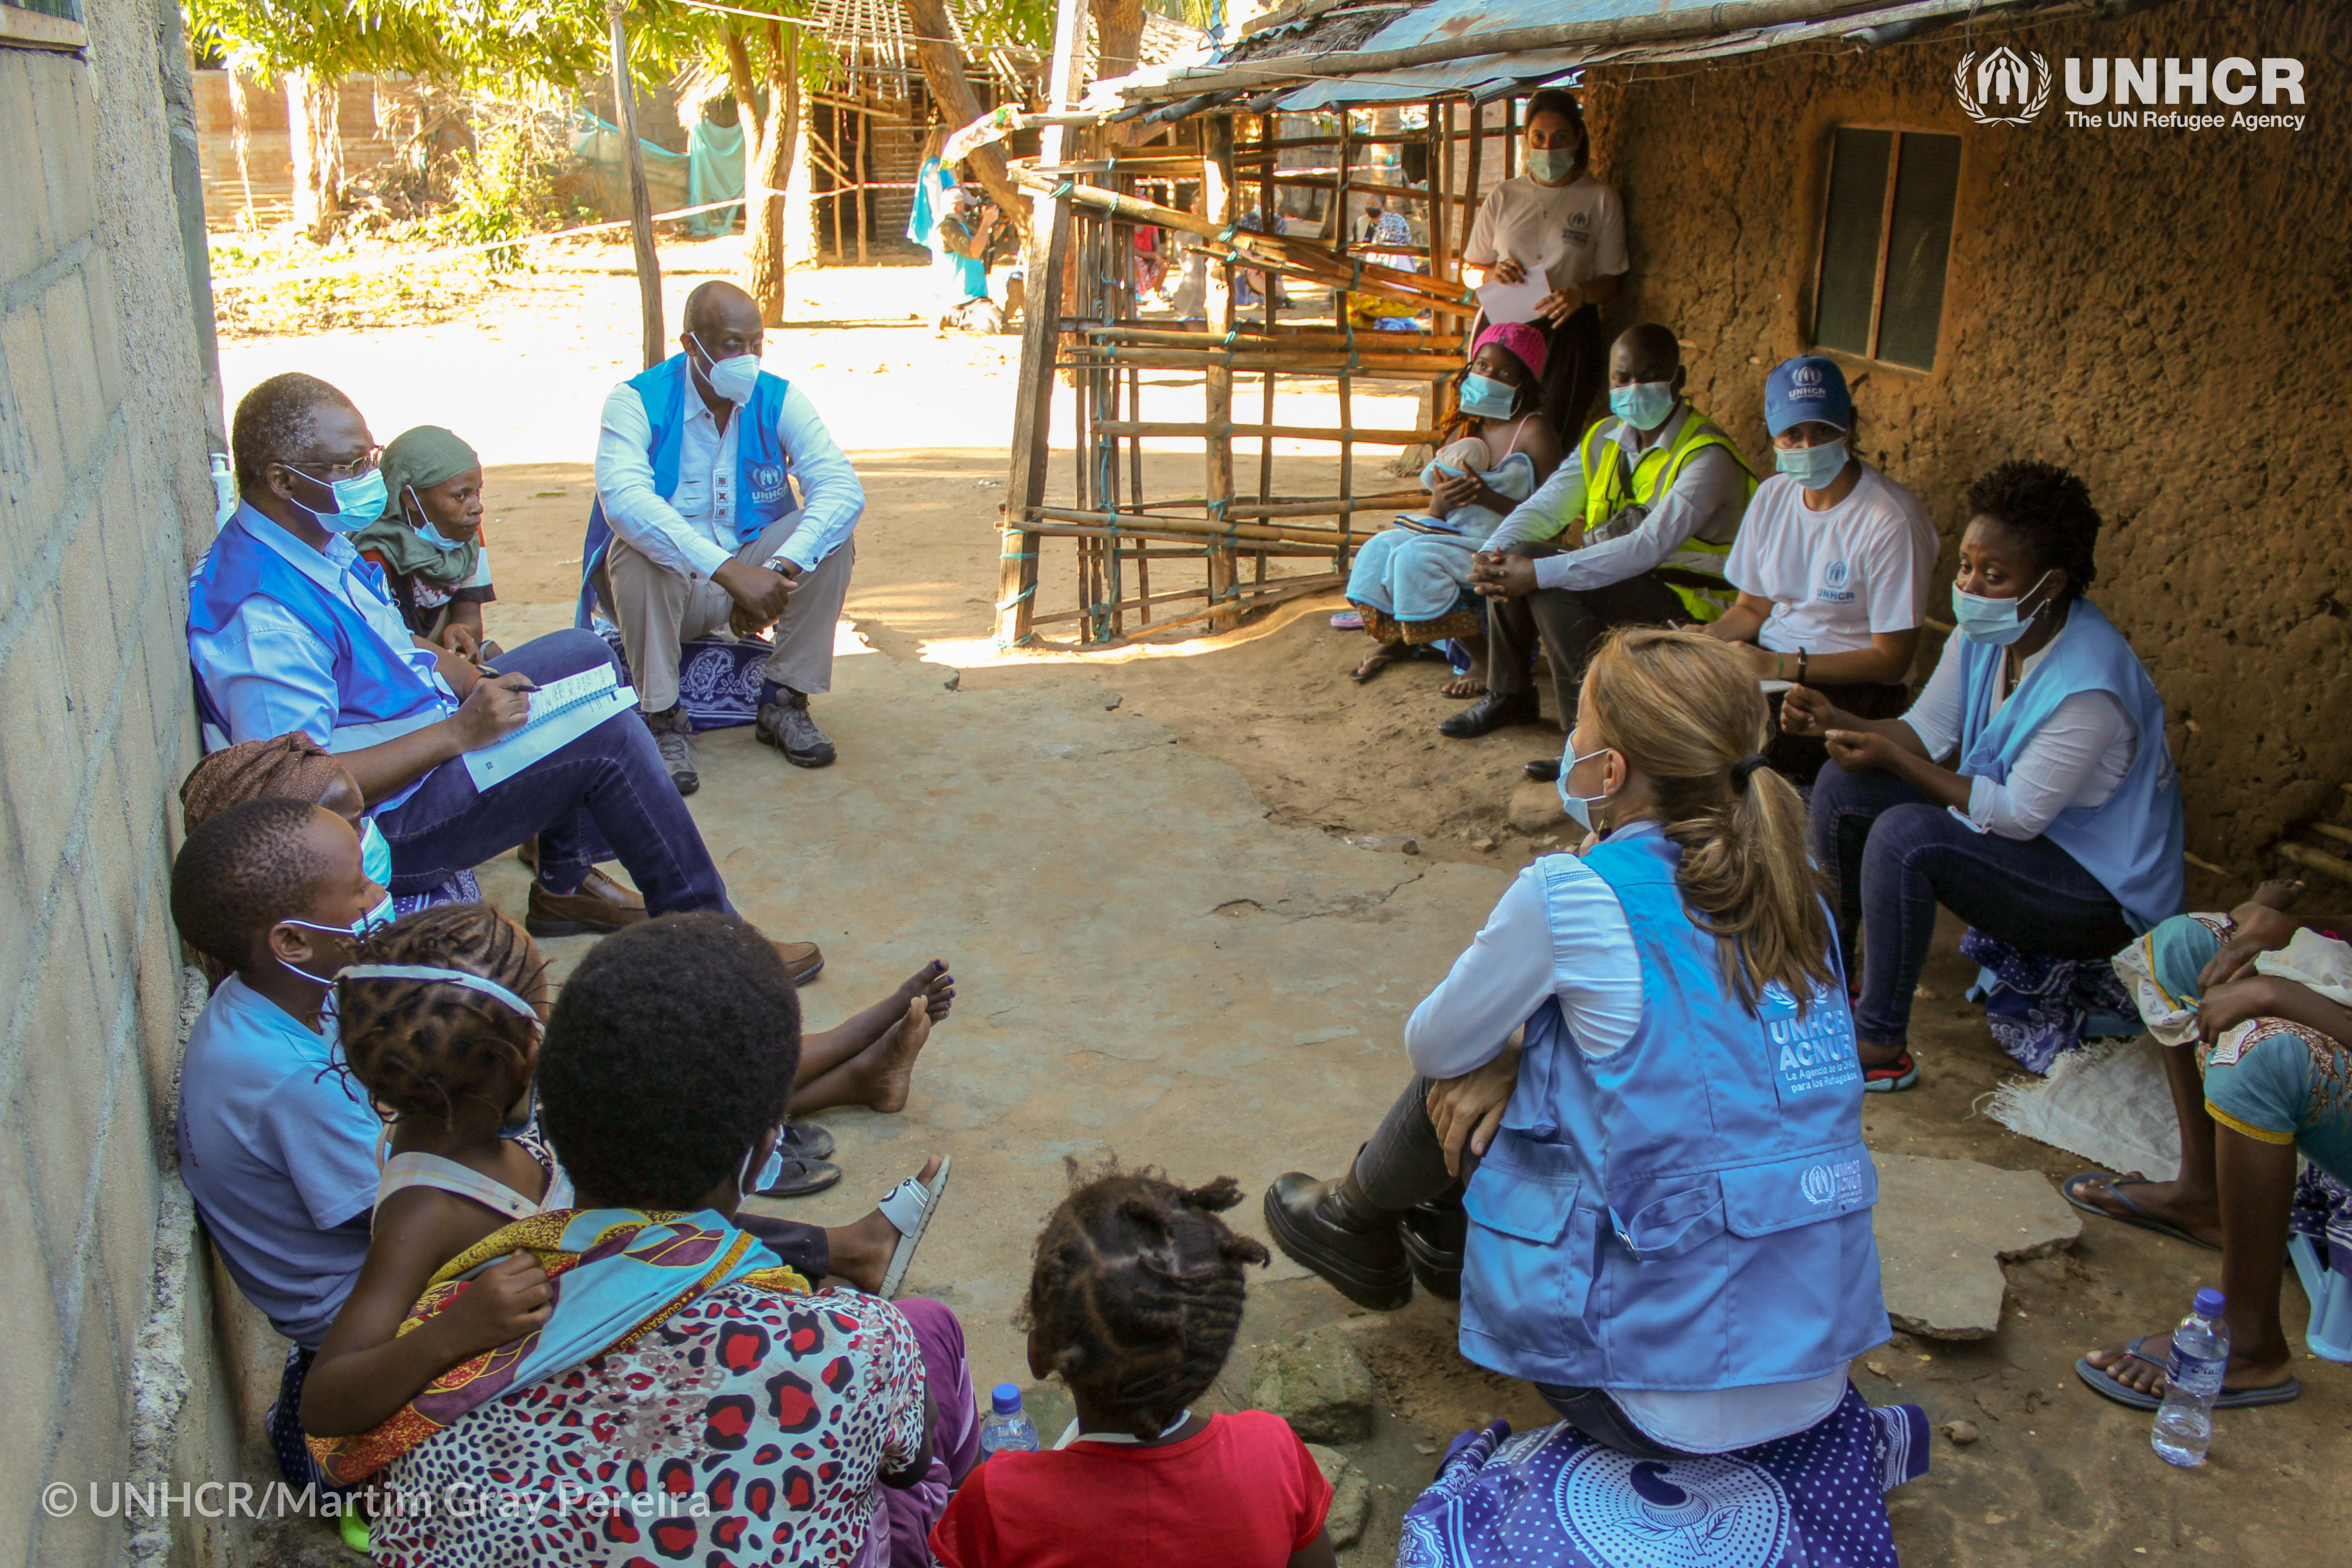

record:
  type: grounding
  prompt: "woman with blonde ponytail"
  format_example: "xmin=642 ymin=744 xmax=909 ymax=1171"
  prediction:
xmin=1267 ymin=628 xmax=1898 ymax=1497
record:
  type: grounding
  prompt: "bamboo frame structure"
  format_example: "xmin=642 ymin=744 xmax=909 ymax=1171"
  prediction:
xmin=998 ymin=98 xmax=1526 ymax=648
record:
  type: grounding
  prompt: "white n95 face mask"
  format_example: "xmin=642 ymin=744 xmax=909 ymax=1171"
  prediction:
xmin=690 ymin=334 xmax=760 ymax=405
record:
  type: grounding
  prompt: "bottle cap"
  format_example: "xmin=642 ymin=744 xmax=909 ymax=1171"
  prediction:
xmin=2194 ymin=1287 xmax=2226 ymax=1319
xmin=990 ymin=1383 xmax=1024 ymax=1416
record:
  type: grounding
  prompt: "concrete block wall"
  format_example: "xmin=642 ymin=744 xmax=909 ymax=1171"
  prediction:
xmin=2 ymin=1 xmax=241 ymax=1563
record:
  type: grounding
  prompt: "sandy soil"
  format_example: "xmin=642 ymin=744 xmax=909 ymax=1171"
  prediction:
xmin=218 ymin=252 xmax=2345 ymax=1568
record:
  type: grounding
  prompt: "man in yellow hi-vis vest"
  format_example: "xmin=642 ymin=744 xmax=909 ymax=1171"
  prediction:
xmin=1444 ymin=325 xmax=1756 ymax=777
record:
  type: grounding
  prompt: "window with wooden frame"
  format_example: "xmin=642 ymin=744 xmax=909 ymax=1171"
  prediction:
xmin=1813 ymin=127 xmax=1960 ymax=371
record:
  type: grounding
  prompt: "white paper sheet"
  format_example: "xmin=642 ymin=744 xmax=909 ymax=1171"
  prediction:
xmin=1474 ymin=274 xmax=1549 ymax=326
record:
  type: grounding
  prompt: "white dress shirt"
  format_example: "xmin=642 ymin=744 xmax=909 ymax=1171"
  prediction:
xmin=1483 ymin=405 xmax=1749 ymax=594
xmin=1405 ymin=822 xmax=1851 ymax=1452
xmin=595 ymin=374 xmax=865 ymax=582
xmin=189 ymin=505 xmax=457 ymax=808
xmin=1900 ymin=614 xmax=2138 ymax=839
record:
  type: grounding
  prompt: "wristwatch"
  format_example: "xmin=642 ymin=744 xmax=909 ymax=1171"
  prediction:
xmin=763 ymin=552 xmax=796 ymax=575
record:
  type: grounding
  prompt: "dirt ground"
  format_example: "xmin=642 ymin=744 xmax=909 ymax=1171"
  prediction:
xmin=217 ymin=249 xmax=2345 ymax=1566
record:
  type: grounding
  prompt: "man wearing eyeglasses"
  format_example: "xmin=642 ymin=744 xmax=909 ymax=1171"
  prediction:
xmin=187 ymin=370 xmax=826 ymax=982
xmin=588 ymin=279 xmax=865 ymax=792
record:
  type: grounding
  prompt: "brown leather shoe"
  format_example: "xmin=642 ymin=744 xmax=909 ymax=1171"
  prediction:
xmin=525 ymin=867 xmax=648 ymax=938
xmin=771 ymin=940 xmax=824 ymax=987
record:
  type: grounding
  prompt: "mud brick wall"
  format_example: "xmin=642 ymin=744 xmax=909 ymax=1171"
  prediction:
xmin=1583 ymin=0 xmax=2350 ymax=901
xmin=1 ymin=0 xmax=248 ymax=1561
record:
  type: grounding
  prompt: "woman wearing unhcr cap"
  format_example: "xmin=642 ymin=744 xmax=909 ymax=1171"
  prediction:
xmin=1459 ymin=88 xmax=1627 ymax=441
xmin=350 ymin=425 xmax=501 ymax=659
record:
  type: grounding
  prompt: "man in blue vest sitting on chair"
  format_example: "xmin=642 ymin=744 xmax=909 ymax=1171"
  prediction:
xmin=187 ymin=371 xmax=824 ymax=982
xmin=592 ymin=281 xmax=864 ymax=792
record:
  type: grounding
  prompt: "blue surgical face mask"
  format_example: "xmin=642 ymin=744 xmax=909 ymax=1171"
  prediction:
xmin=1775 ymin=436 xmax=1849 ymax=491
xmin=1459 ymin=373 xmax=1519 ymax=421
xmin=289 ymin=466 xmax=388 ymax=534
xmin=274 ymin=898 xmax=392 ymax=987
xmin=740 ymin=1132 xmax=786 ymax=1196
xmin=405 ymin=486 xmax=466 ymax=552
xmin=1555 ymin=743 xmax=1615 ymax=832
xmin=359 ymin=818 xmax=393 ymax=890
xmin=1525 ymin=147 xmax=1577 ymax=184
xmin=1951 ymin=570 xmax=2055 ymax=646
xmin=1608 ymin=381 xmax=1675 ymax=432
xmin=690 ymin=334 xmax=761 ymax=405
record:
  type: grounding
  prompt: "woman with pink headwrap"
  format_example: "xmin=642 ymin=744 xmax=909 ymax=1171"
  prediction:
xmin=1347 ymin=323 xmax=1561 ymax=691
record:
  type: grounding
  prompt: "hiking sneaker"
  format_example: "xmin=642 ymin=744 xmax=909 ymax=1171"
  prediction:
xmin=644 ymin=704 xmax=699 ymax=794
xmin=757 ymin=692 xmax=837 ymax=768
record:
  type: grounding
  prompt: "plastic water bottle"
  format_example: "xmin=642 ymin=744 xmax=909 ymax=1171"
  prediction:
xmin=977 ymin=1383 xmax=1038 ymax=1461
xmin=2152 ymin=1287 xmax=2229 ymax=1466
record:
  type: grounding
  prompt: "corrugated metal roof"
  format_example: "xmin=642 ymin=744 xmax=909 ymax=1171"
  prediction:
xmin=1114 ymin=0 xmax=2059 ymax=109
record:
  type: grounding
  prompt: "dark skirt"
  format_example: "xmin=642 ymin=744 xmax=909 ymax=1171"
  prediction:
xmin=1534 ymin=303 xmax=1608 ymax=446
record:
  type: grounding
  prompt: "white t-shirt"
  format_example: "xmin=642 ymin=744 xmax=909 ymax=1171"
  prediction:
xmin=1462 ymin=174 xmax=1628 ymax=296
xmin=1724 ymin=466 xmax=1940 ymax=657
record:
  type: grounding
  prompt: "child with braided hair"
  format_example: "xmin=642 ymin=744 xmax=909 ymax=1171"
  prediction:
xmin=300 ymin=903 xmax=568 ymax=1439
xmin=929 ymin=1163 xmax=1338 ymax=1568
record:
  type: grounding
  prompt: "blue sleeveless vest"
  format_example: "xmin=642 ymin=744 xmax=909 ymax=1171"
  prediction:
xmin=577 ymin=356 xmax=798 ymax=626
xmin=1458 ymin=832 xmax=1890 ymax=1391
xmin=187 ymin=511 xmax=449 ymax=740
xmin=1956 ymin=599 xmax=2183 ymax=934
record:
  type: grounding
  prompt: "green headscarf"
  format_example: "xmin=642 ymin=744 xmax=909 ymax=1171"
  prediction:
xmin=352 ymin=425 xmax=483 ymax=586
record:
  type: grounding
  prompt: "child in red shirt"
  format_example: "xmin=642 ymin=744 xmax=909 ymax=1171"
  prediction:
xmin=930 ymin=1167 xmax=1336 ymax=1568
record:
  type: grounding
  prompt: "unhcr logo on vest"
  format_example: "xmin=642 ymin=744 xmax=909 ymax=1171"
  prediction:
xmin=1954 ymin=47 xmax=2052 ymax=125
xmin=1800 ymin=1159 xmax=1866 ymax=1208
xmin=748 ymin=462 xmax=789 ymax=504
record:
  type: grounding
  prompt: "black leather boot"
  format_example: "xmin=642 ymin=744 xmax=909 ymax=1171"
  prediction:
xmin=1264 ymin=1167 xmax=1413 ymax=1310
xmin=1438 ymin=690 xmax=1541 ymax=739
xmin=1399 ymin=1196 xmax=1468 ymax=1301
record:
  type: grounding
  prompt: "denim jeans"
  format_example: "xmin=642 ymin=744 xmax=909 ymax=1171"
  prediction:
xmin=1807 ymin=764 xmax=2132 ymax=1045
xmin=376 ymin=628 xmax=731 ymax=915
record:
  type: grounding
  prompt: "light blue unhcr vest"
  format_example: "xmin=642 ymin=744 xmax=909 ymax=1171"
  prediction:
xmin=1458 ymin=829 xmax=1890 ymax=1392
xmin=577 ymin=354 xmax=801 ymax=626
xmin=188 ymin=509 xmax=448 ymax=741
xmin=1957 ymin=598 xmax=2183 ymax=933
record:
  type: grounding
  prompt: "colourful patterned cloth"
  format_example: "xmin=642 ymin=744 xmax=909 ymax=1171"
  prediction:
xmin=1961 ymin=926 xmax=2137 ymax=1075
xmin=1399 ymin=1387 xmax=1927 ymax=1568
xmin=311 ymin=1207 xmax=810 ymax=1487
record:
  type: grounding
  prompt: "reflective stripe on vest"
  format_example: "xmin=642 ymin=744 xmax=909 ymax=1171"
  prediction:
xmin=1578 ymin=409 xmax=1759 ymax=622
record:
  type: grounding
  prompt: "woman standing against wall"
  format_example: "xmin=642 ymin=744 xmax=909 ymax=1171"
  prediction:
xmin=1460 ymin=89 xmax=1626 ymax=443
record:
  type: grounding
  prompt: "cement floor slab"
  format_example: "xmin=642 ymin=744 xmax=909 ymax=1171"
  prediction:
xmin=1873 ymin=1154 xmax=2083 ymax=1340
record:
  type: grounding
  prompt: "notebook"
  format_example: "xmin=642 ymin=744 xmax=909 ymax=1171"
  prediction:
xmin=463 ymin=666 xmax=639 ymax=790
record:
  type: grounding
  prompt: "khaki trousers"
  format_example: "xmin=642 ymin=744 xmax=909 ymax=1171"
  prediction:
xmin=606 ymin=516 xmax=854 ymax=713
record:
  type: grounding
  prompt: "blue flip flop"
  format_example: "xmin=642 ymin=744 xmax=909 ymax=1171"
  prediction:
xmin=2061 ymin=1171 xmax=2221 ymax=1251
xmin=2074 ymin=1334 xmax=2301 ymax=1410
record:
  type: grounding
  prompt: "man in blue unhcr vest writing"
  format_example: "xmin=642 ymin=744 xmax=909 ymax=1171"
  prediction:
xmin=592 ymin=280 xmax=865 ymax=791
xmin=188 ymin=372 xmax=826 ymax=982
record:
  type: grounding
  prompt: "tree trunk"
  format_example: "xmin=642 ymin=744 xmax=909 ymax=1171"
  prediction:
xmin=1091 ymin=0 xmax=1145 ymax=80
xmin=287 ymin=69 xmax=344 ymax=239
xmin=901 ymin=0 xmax=1027 ymax=239
xmin=744 ymin=21 xmax=800 ymax=324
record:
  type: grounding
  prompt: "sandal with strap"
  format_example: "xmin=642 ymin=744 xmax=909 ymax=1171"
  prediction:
xmin=2060 ymin=1171 xmax=2220 ymax=1251
xmin=877 ymin=1156 xmax=953 ymax=1298
xmin=2074 ymin=1335 xmax=2301 ymax=1410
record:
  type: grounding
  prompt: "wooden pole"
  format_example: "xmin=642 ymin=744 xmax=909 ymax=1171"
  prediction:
xmin=995 ymin=0 xmax=1088 ymax=646
xmin=1202 ymin=114 xmax=1239 ymax=631
xmin=606 ymin=1 xmax=663 ymax=369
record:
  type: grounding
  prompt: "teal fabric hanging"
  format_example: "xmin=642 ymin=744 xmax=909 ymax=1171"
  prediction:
xmin=688 ymin=119 xmax=746 ymax=236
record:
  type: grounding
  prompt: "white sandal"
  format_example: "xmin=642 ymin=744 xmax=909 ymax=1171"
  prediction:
xmin=877 ymin=1156 xmax=952 ymax=1298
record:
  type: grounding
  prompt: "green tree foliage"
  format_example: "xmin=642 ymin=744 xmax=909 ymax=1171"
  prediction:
xmin=185 ymin=0 xmax=704 ymax=92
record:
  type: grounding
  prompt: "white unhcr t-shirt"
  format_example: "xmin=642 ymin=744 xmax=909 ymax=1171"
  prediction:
xmin=1462 ymin=174 xmax=1628 ymax=297
xmin=1724 ymin=466 xmax=1940 ymax=657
